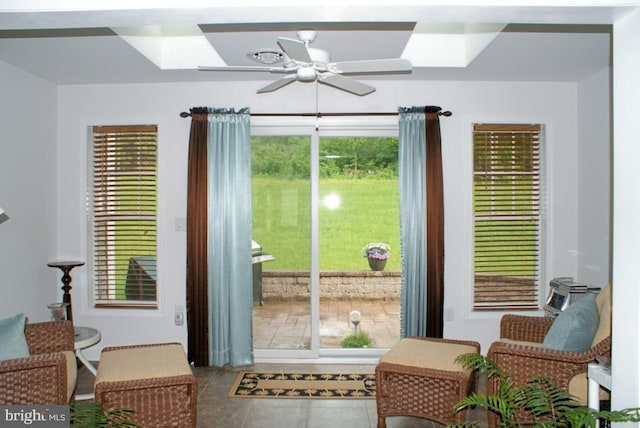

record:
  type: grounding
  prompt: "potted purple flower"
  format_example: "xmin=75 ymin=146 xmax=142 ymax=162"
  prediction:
xmin=362 ymin=242 xmax=391 ymax=271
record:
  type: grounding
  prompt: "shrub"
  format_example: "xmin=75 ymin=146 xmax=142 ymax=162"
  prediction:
xmin=341 ymin=331 xmax=374 ymax=348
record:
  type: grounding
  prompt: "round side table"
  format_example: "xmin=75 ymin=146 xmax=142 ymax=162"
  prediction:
xmin=74 ymin=326 xmax=101 ymax=374
xmin=74 ymin=326 xmax=101 ymax=401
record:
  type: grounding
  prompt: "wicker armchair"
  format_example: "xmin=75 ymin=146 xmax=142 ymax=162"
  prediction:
xmin=0 ymin=320 xmax=76 ymax=404
xmin=486 ymin=286 xmax=611 ymax=427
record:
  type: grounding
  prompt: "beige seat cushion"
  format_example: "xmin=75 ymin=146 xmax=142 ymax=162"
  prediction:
xmin=96 ymin=344 xmax=191 ymax=383
xmin=568 ymin=372 xmax=610 ymax=406
xmin=592 ymin=284 xmax=611 ymax=346
xmin=379 ymin=338 xmax=477 ymax=376
xmin=63 ymin=350 xmax=77 ymax=402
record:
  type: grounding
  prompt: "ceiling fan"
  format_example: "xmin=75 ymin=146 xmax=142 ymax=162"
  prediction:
xmin=199 ymin=30 xmax=412 ymax=96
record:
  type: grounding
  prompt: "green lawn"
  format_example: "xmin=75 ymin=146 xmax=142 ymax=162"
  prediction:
xmin=252 ymin=176 xmax=401 ymax=271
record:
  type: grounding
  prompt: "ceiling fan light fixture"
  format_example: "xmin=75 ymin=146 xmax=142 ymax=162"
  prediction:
xmin=247 ymin=49 xmax=284 ymax=64
xmin=296 ymin=66 xmax=316 ymax=82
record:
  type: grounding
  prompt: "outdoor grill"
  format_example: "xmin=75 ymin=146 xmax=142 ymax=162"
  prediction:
xmin=252 ymin=240 xmax=274 ymax=305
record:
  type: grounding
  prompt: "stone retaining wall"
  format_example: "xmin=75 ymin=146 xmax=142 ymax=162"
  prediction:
xmin=261 ymin=270 xmax=401 ymax=301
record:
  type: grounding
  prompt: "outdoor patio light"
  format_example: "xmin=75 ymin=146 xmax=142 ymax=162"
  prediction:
xmin=350 ymin=310 xmax=361 ymax=333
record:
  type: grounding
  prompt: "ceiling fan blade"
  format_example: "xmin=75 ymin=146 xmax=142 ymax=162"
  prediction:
xmin=198 ymin=65 xmax=289 ymax=73
xmin=257 ymin=75 xmax=298 ymax=93
xmin=318 ymin=74 xmax=375 ymax=96
xmin=276 ymin=37 xmax=312 ymax=64
xmin=328 ymin=58 xmax=412 ymax=75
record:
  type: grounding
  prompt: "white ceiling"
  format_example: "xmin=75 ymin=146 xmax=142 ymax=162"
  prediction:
xmin=0 ymin=3 xmax=628 ymax=86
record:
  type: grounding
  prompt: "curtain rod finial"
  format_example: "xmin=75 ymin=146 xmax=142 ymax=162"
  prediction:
xmin=180 ymin=111 xmax=191 ymax=118
xmin=439 ymin=111 xmax=452 ymax=117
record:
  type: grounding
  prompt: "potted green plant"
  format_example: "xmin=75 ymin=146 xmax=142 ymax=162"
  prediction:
xmin=448 ymin=353 xmax=640 ymax=428
xmin=70 ymin=401 xmax=140 ymax=427
xmin=361 ymin=242 xmax=391 ymax=271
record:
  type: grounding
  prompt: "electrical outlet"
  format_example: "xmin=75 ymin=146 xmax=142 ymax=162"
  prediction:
xmin=444 ymin=307 xmax=454 ymax=322
xmin=174 ymin=312 xmax=184 ymax=326
xmin=175 ymin=217 xmax=186 ymax=232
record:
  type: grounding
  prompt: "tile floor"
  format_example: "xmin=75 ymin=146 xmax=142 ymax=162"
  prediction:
xmin=76 ymin=362 xmax=488 ymax=428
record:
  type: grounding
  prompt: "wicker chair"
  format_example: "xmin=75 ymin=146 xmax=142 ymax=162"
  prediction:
xmin=0 ymin=320 xmax=76 ymax=404
xmin=486 ymin=286 xmax=611 ymax=427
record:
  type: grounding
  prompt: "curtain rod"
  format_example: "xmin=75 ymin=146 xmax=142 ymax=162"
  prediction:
xmin=179 ymin=110 xmax=453 ymax=118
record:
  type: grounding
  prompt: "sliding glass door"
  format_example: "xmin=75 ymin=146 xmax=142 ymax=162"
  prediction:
xmin=318 ymin=136 xmax=401 ymax=350
xmin=251 ymin=133 xmax=312 ymax=353
xmin=251 ymin=117 xmax=400 ymax=359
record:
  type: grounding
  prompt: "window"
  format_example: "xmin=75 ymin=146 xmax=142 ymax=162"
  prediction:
xmin=473 ymin=124 xmax=542 ymax=310
xmin=90 ymin=125 xmax=158 ymax=308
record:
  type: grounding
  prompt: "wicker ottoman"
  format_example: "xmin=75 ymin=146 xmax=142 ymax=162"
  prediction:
xmin=375 ymin=337 xmax=480 ymax=427
xmin=95 ymin=343 xmax=197 ymax=428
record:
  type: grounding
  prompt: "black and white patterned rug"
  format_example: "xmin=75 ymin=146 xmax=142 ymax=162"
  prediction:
xmin=229 ymin=372 xmax=376 ymax=399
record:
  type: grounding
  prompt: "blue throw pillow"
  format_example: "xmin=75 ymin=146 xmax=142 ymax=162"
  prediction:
xmin=0 ymin=313 xmax=30 ymax=361
xmin=542 ymin=293 xmax=599 ymax=352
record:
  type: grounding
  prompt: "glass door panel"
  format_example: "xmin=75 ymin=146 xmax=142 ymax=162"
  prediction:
xmin=251 ymin=135 xmax=311 ymax=350
xmin=318 ymin=136 xmax=401 ymax=349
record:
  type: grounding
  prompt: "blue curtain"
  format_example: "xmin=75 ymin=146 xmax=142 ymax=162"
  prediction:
xmin=398 ymin=106 xmax=427 ymax=337
xmin=207 ymin=107 xmax=254 ymax=366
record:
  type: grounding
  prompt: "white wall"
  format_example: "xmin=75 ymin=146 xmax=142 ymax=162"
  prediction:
xmin=612 ymin=7 xmax=640 ymax=416
xmin=577 ymin=67 xmax=611 ymax=287
xmin=54 ymin=77 xmax=598 ymax=357
xmin=0 ymin=60 xmax=60 ymax=322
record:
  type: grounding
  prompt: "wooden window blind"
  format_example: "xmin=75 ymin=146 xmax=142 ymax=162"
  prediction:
xmin=473 ymin=124 xmax=542 ymax=310
xmin=91 ymin=125 xmax=158 ymax=308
